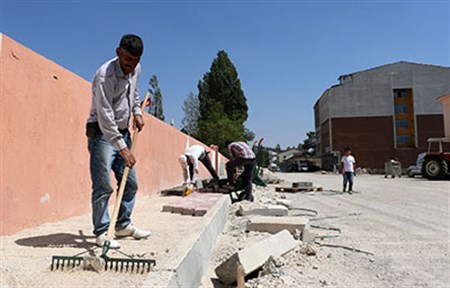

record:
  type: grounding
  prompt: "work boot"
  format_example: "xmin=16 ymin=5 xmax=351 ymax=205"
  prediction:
xmin=237 ymin=191 xmax=247 ymax=202
xmin=115 ymin=224 xmax=151 ymax=240
xmin=96 ymin=233 xmax=120 ymax=249
xmin=245 ymin=194 xmax=254 ymax=202
xmin=222 ymin=184 xmax=235 ymax=192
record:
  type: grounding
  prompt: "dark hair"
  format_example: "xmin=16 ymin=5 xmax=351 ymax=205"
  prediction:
xmin=344 ymin=147 xmax=351 ymax=152
xmin=225 ymin=139 xmax=232 ymax=147
xmin=119 ymin=34 xmax=144 ymax=56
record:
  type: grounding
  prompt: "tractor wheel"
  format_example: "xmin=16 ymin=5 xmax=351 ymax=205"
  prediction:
xmin=422 ymin=158 xmax=446 ymax=180
xmin=443 ymin=160 xmax=449 ymax=178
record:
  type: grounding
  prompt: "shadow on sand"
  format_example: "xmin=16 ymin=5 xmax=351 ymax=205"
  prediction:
xmin=15 ymin=230 xmax=96 ymax=250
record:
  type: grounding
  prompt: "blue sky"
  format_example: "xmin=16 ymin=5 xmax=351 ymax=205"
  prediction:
xmin=1 ymin=0 xmax=449 ymax=148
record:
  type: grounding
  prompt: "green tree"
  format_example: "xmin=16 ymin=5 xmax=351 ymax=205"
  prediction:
xmin=196 ymin=102 xmax=244 ymax=154
xmin=181 ymin=92 xmax=200 ymax=135
xmin=243 ymin=128 xmax=255 ymax=142
xmin=300 ymin=131 xmax=316 ymax=156
xmin=254 ymin=145 xmax=270 ymax=167
xmin=196 ymin=50 xmax=249 ymax=146
xmin=148 ymin=75 xmax=165 ymax=121
xmin=275 ymin=144 xmax=282 ymax=153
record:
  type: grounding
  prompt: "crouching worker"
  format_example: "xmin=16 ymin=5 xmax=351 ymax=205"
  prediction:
xmin=86 ymin=34 xmax=151 ymax=249
xmin=179 ymin=145 xmax=220 ymax=185
xmin=225 ymin=140 xmax=256 ymax=202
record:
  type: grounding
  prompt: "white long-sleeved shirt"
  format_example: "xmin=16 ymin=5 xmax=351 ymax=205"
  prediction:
xmin=185 ymin=145 xmax=206 ymax=170
xmin=87 ymin=57 xmax=142 ymax=150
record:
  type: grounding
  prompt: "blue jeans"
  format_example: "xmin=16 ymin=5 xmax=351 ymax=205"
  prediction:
xmin=343 ymin=172 xmax=354 ymax=191
xmin=88 ymin=132 xmax=138 ymax=236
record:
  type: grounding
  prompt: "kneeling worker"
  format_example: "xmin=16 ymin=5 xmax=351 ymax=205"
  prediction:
xmin=179 ymin=145 xmax=220 ymax=184
xmin=225 ymin=140 xmax=256 ymax=202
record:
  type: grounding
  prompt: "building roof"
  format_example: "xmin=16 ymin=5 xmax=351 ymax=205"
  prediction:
xmin=437 ymin=94 xmax=450 ymax=101
xmin=338 ymin=61 xmax=449 ymax=81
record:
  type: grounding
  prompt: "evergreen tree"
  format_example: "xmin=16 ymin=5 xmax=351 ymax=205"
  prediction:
xmin=196 ymin=101 xmax=244 ymax=154
xmin=301 ymin=131 xmax=316 ymax=156
xmin=196 ymin=50 xmax=249 ymax=146
xmin=181 ymin=92 xmax=200 ymax=135
xmin=275 ymin=144 xmax=282 ymax=152
xmin=243 ymin=127 xmax=255 ymax=142
xmin=148 ymin=75 xmax=165 ymax=121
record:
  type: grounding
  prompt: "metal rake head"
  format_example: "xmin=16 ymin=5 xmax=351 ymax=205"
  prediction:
xmin=102 ymin=256 xmax=155 ymax=273
xmin=51 ymin=255 xmax=155 ymax=273
xmin=51 ymin=256 xmax=84 ymax=271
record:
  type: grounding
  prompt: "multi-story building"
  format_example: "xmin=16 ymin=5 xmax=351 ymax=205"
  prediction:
xmin=314 ymin=61 xmax=450 ymax=170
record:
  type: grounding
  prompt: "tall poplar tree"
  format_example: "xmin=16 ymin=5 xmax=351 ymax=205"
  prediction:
xmin=196 ymin=51 xmax=249 ymax=149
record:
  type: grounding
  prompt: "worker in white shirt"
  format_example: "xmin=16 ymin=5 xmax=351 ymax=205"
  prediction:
xmin=341 ymin=147 xmax=356 ymax=193
xmin=178 ymin=145 xmax=219 ymax=184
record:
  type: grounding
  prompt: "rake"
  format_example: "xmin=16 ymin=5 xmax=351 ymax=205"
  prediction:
xmin=51 ymin=91 xmax=155 ymax=273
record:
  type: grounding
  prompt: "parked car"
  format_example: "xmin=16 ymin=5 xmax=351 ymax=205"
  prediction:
xmin=422 ymin=138 xmax=450 ymax=180
xmin=268 ymin=163 xmax=281 ymax=172
xmin=298 ymin=162 xmax=309 ymax=172
xmin=407 ymin=153 xmax=426 ymax=177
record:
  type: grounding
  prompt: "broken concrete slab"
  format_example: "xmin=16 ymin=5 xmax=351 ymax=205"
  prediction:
xmin=301 ymin=227 xmax=316 ymax=244
xmin=215 ymin=230 xmax=299 ymax=284
xmin=246 ymin=216 xmax=309 ymax=234
xmin=237 ymin=203 xmax=288 ymax=217
xmin=275 ymin=198 xmax=293 ymax=209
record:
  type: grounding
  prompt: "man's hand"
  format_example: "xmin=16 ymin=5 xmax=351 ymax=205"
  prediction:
xmin=194 ymin=168 xmax=199 ymax=174
xmin=133 ymin=115 xmax=145 ymax=131
xmin=119 ymin=147 xmax=136 ymax=168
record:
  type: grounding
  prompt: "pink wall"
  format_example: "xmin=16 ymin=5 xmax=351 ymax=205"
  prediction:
xmin=0 ymin=34 xmax=221 ymax=235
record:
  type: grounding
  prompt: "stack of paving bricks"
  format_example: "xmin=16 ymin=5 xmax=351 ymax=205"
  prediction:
xmin=162 ymin=193 xmax=223 ymax=216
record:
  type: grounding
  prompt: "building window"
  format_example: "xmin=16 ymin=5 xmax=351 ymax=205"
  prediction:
xmin=396 ymin=135 xmax=410 ymax=144
xmin=394 ymin=104 xmax=408 ymax=114
xmin=394 ymin=90 xmax=408 ymax=98
xmin=393 ymin=88 xmax=415 ymax=148
xmin=395 ymin=119 xmax=409 ymax=129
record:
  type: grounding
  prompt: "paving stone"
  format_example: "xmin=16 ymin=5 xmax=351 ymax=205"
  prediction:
xmin=246 ymin=216 xmax=309 ymax=234
xmin=161 ymin=192 xmax=222 ymax=217
xmin=162 ymin=205 xmax=172 ymax=212
xmin=215 ymin=230 xmax=298 ymax=284
xmin=194 ymin=209 xmax=208 ymax=217
xmin=292 ymin=182 xmax=313 ymax=188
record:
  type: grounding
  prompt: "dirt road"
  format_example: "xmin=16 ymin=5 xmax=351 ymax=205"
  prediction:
xmin=279 ymin=173 xmax=449 ymax=288
xmin=205 ymin=172 xmax=449 ymax=288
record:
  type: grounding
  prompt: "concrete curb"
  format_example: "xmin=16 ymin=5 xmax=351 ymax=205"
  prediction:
xmin=143 ymin=195 xmax=231 ymax=287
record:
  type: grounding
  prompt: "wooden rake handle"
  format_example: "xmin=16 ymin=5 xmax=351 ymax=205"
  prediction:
xmin=105 ymin=91 xmax=151 ymax=242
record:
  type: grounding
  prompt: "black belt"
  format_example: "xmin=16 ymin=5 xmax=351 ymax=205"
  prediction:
xmin=86 ymin=122 xmax=128 ymax=137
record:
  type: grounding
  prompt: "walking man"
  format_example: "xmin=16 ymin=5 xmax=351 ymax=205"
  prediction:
xmin=86 ymin=34 xmax=150 ymax=249
xmin=178 ymin=145 xmax=219 ymax=184
xmin=225 ymin=140 xmax=256 ymax=202
xmin=341 ymin=147 xmax=356 ymax=193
